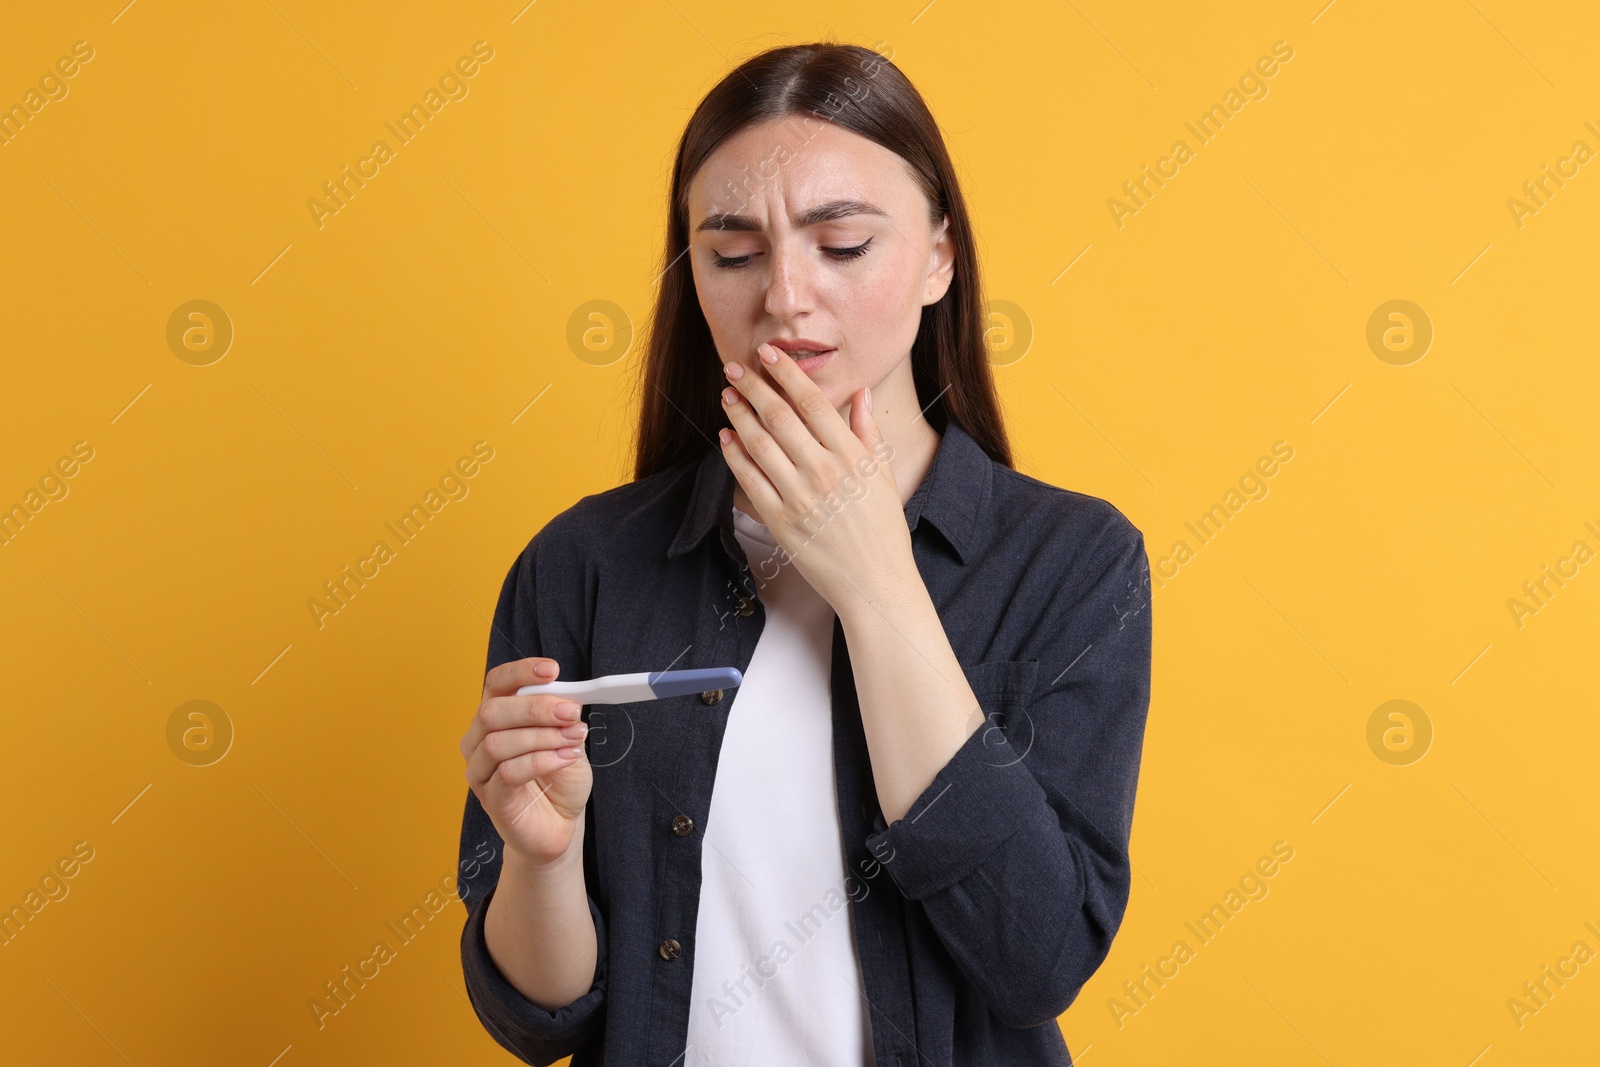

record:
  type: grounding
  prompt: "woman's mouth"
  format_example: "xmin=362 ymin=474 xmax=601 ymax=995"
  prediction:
xmin=790 ymin=350 xmax=834 ymax=376
xmin=767 ymin=340 xmax=836 ymax=376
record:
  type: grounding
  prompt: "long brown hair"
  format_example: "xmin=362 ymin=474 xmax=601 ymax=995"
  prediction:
xmin=629 ymin=41 xmax=1013 ymax=482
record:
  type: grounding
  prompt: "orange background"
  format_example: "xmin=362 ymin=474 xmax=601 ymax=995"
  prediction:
xmin=2 ymin=1 xmax=1597 ymax=1064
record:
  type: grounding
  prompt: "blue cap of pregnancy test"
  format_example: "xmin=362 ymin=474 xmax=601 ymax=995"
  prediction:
xmin=646 ymin=667 xmax=743 ymax=699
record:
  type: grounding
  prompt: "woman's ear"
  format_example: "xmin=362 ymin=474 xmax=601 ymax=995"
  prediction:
xmin=922 ymin=212 xmax=956 ymax=305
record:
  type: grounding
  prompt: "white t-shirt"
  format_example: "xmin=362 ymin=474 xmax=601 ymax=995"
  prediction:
xmin=683 ymin=505 xmax=875 ymax=1066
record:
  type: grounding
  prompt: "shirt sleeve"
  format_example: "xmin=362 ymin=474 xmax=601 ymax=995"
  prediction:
xmin=862 ymin=511 xmax=1153 ymax=1029
xmin=457 ymin=522 xmax=608 ymax=1064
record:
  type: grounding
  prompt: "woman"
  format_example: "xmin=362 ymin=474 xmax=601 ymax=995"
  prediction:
xmin=457 ymin=41 xmax=1152 ymax=1067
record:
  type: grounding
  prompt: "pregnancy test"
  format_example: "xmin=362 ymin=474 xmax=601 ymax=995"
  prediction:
xmin=516 ymin=667 xmax=743 ymax=705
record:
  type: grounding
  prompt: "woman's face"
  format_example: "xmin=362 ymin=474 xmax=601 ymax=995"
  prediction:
xmin=685 ymin=117 xmax=954 ymax=415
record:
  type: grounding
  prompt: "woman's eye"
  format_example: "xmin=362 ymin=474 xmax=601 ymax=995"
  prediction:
xmin=824 ymin=238 xmax=873 ymax=261
xmin=710 ymin=237 xmax=873 ymax=271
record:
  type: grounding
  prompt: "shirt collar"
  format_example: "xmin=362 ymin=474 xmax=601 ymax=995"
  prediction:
xmin=667 ymin=418 xmax=992 ymax=566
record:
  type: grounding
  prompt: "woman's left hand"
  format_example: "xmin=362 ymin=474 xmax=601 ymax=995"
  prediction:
xmin=719 ymin=343 xmax=915 ymax=613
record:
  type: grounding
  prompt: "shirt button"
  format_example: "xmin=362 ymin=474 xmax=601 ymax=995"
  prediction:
xmin=672 ymin=814 xmax=693 ymax=836
xmin=736 ymin=596 xmax=756 ymax=617
xmin=659 ymin=938 xmax=682 ymax=961
xmin=700 ymin=689 xmax=723 ymax=705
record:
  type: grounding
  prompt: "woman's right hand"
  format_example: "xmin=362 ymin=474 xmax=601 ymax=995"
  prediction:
xmin=461 ymin=657 xmax=592 ymax=868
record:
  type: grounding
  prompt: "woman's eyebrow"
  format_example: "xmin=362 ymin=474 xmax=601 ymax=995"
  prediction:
xmin=695 ymin=198 xmax=889 ymax=233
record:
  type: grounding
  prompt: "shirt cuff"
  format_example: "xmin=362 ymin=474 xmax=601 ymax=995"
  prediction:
xmin=460 ymin=877 xmax=607 ymax=1053
xmin=863 ymin=717 xmax=1052 ymax=901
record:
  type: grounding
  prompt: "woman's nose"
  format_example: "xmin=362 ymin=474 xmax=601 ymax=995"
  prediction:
xmin=763 ymin=241 xmax=815 ymax=319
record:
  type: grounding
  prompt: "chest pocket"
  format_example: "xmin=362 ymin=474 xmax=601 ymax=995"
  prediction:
xmin=961 ymin=659 xmax=1040 ymax=768
xmin=962 ymin=658 xmax=1039 ymax=721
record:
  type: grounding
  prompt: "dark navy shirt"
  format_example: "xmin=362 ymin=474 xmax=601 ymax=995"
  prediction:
xmin=457 ymin=417 xmax=1153 ymax=1066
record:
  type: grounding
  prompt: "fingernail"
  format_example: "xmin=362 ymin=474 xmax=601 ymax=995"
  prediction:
xmin=558 ymin=746 xmax=582 ymax=760
xmin=722 ymin=387 xmax=739 ymax=405
xmin=725 ymin=361 xmax=743 ymax=381
xmin=758 ymin=345 xmax=778 ymax=365
xmin=718 ymin=428 xmax=732 ymax=445
xmin=536 ymin=662 xmax=557 ymax=677
xmin=555 ymin=702 xmax=580 ymax=721
xmin=561 ymin=722 xmax=588 ymax=739
xmin=866 ymin=386 xmax=872 ymax=413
